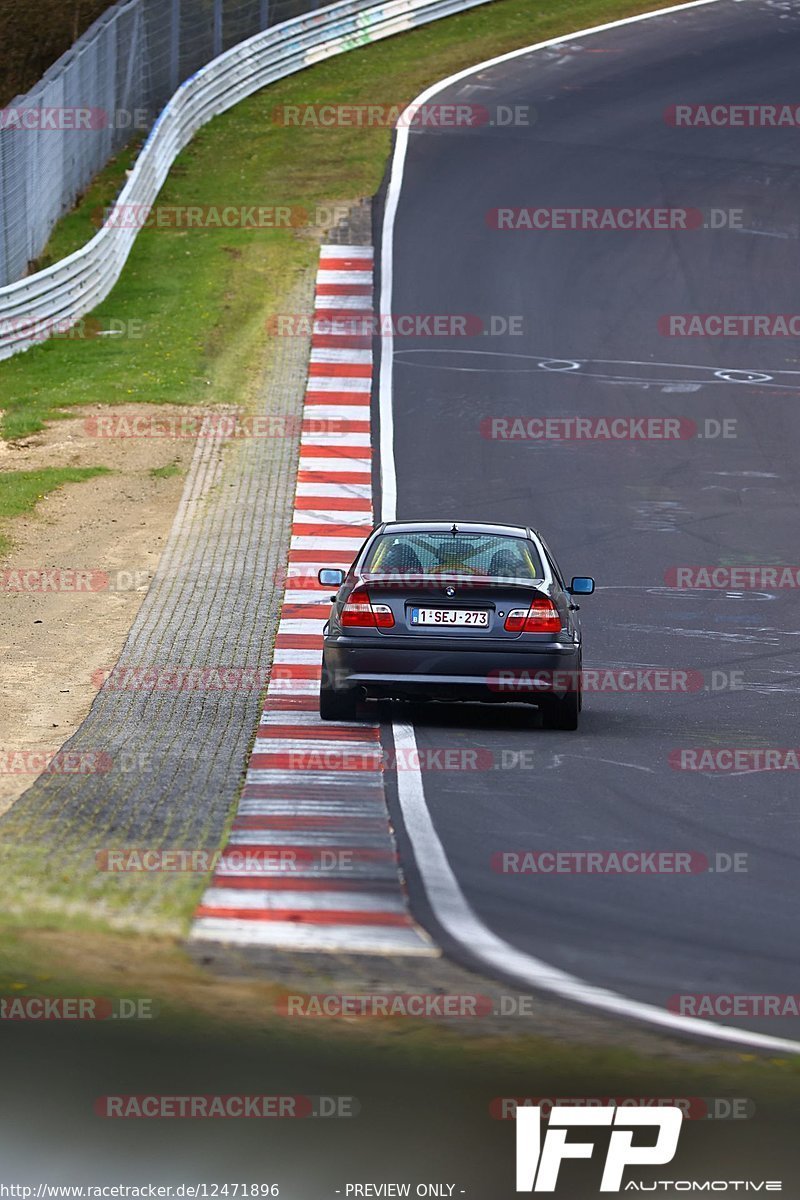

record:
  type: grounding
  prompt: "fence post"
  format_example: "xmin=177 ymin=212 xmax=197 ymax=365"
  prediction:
xmin=213 ymin=0 xmax=223 ymax=56
xmin=259 ymin=0 xmax=270 ymax=29
xmin=169 ymin=0 xmax=181 ymax=93
xmin=0 ymin=134 xmax=9 ymax=286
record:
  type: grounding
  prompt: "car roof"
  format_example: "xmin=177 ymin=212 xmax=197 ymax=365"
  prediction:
xmin=378 ymin=520 xmax=532 ymax=538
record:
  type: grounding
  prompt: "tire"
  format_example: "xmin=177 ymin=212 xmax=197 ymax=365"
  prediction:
xmin=319 ymin=672 xmax=358 ymax=720
xmin=540 ymin=688 xmax=580 ymax=731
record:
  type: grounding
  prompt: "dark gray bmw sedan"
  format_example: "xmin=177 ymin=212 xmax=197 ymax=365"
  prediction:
xmin=317 ymin=520 xmax=594 ymax=729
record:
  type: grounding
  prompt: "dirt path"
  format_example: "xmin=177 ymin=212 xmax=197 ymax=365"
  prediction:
xmin=0 ymin=405 xmax=196 ymax=813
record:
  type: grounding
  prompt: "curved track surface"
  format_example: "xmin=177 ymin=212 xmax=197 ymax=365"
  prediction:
xmin=379 ymin=0 xmax=800 ymax=1042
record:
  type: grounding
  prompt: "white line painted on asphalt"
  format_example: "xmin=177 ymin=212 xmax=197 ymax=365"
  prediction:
xmin=292 ymin=516 xmax=372 ymax=530
xmin=311 ymin=348 xmax=373 ymax=364
xmin=252 ymin=732 xmax=377 ymax=746
xmin=290 ymin=537 xmax=367 ymax=551
xmin=306 ymin=376 xmax=372 ymax=392
xmin=202 ymin=889 xmax=409 ymax=912
xmin=298 ymin=456 xmax=372 ymax=472
xmin=236 ymin=802 xmax=386 ymax=815
xmin=296 ymin=481 xmax=373 ymax=498
xmin=317 ymin=270 xmax=373 ymax=284
xmin=320 ymin=244 xmax=374 ymax=258
xmin=277 ymin=618 xmax=328 ymax=633
xmin=227 ymin=831 xmax=389 ymax=846
xmin=279 ymin=592 xmax=330 ymax=604
xmin=315 ymin=295 xmax=375 ymax=310
xmin=191 ymin=918 xmax=434 ymax=953
xmin=272 ymin=649 xmax=324 ymax=664
xmin=298 ymin=431 xmax=372 ymax=445
xmin=301 ymin=406 xmax=372 ymax=420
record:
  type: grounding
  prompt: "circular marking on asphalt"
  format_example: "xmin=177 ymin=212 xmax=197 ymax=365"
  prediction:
xmin=714 ymin=369 xmax=773 ymax=384
xmin=537 ymin=358 xmax=582 ymax=371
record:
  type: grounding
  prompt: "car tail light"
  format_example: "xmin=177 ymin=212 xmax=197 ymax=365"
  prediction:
xmin=341 ymin=585 xmax=395 ymax=628
xmin=504 ymin=597 xmax=561 ymax=633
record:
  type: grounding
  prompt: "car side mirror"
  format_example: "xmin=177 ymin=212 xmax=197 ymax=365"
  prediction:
xmin=318 ymin=568 xmax=345 ymax=587
xmin=568 ymin=576 xmax=595 ymax=595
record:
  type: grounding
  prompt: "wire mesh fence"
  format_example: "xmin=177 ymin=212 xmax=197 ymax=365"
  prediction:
xmin=0 ymin=0 xmax=320 ymax=286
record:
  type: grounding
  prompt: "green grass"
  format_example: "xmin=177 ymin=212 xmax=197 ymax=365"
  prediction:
xmin=149 ymin=461 xmax=183 ymax=479
xmin=0 ymin=0 xmax=684 ymax=441
xmin=3 ymin=922 xmax=800 ymax=1085
xmin=0 ymin=467 xmax=110 ymax=555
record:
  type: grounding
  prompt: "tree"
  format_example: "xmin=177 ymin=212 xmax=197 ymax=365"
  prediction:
xmin=0 ymin=0 xmax=111 ymax=105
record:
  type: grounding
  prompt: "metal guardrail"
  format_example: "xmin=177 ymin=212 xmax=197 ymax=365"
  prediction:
xmin=0 ymin=0 xmax=492 ymax=361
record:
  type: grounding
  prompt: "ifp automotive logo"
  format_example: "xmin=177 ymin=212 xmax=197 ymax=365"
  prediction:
xmin=516 ymin=1105 xmax=682 ymax=1191
xmin=515 ymin=1106 xmax=783 ymax=1192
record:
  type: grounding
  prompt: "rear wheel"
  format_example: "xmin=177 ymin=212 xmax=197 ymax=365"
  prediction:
xmin=540 ymin=688 xmax=579 ymax=731
xmin=319 ymin=668 xmax=358 ymax=721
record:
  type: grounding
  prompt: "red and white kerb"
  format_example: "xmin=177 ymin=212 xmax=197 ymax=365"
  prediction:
xmin=190 ymin=245 xmax=434 ymax=955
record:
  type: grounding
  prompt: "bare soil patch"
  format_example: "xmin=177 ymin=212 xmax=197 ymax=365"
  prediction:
xmin=0 ymin=405 xmax=197 ymax=813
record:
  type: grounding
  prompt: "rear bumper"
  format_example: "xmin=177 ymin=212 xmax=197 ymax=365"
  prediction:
xmin=322 ymin=636 xmax=581 ymax=703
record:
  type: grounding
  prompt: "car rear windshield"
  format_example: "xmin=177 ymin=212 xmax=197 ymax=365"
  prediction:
xmin=363 ymin=532 xmax=543 ymax=579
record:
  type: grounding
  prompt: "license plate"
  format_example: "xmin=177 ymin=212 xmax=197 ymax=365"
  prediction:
xmin=409 ymin=607 xmax=489 ymax=627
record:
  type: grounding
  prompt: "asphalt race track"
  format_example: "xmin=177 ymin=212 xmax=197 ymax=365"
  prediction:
xmin=377 ymin=0 xmax=800 ymax=1042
